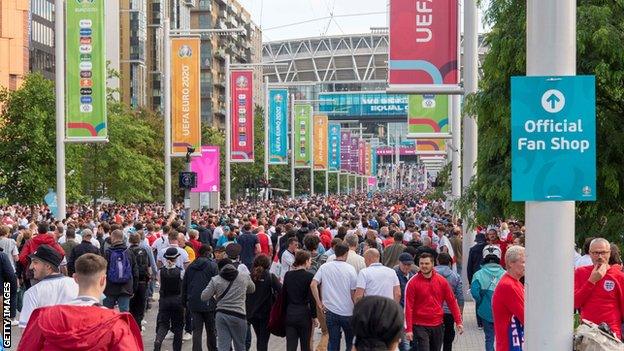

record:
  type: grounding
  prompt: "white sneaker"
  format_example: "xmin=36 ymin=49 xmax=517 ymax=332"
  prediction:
xmin=11 ymin=319 xmax=18 ymax=326
xmin=183 ymin=332 xmax=192 ymax=341
xmin=141 ymin=326 xmax=146 ymax=332
xmin=141 ymin=320 xmax=147 ymax=325
xmin=164 ymin=331 xmax=174 ymax=339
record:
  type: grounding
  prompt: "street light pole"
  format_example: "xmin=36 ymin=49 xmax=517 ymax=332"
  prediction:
xmin=225 ymin=55 xmax=232 ymax=206
xmin=264 ymin=77 xmax=269 ymax=201
xmin=290 ymin=94 xmax=295 ymax=199
xmin=163 ymin=19 xmax=172 ymax=213
xmin=525 ymin=0 xmax=576 ymax=349
xmin=55 ymin=0 xmax=66 ymax=220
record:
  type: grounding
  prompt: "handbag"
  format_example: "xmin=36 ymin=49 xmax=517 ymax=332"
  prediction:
xmin=268 ymin=285 xmax=286 ymax=337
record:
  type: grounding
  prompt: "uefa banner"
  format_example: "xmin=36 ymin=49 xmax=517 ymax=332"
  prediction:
xmin=371 ymin=146 xmax=378 ymax=176
xmin=313 ymin=115 xmax=329 ymax=171
xmin=171 ymin=38 xmax=201 ymax=156
xmin=66 ymin=0 xmax=107 ymax=141
xmin=340 ymin=130 xmax=351 ymax=172
xmin=408 ymin=94 xmax=450 ymax=138
xmin=268 ymin=89 xmax=289 ymax=164
xmin=365 ymin=143 xmax=372 ymax=176
xmin=230 ymin=70 xmax=254 ymax=162
xmin=294 ymin=104 xmax=312 ymax=168
xmin=328 ymin=123 xmax=341 ymax=171
xmin=358 ymin=140 xmax=366 ymax=175
xmin=417 ymin=139 xmax=447 ymax=155
xmin=350 ymin=135 xmax=359 ymax=173
xmin=388 ymin=0 xmax=459 ymax=92
xmin=191 ymin=146 xmax=220 ymax=193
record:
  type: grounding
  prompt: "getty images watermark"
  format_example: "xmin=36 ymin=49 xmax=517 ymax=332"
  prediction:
xmin=2 ymin=282 xmax=10 ymax=349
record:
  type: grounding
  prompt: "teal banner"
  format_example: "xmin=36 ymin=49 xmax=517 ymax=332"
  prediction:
xmin=511 ymin=75 xmax=596 ymax=201
xmin=268 ymin=89 xmax=289 ymax=164
xmin=328 ymin=123 xmax=341 ymax=171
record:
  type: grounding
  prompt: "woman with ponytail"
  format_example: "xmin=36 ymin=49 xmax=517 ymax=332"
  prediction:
xmin=282 ymin=250 xmax=317 ymax=351
xmin=245 ymin=254 xmax=281 ymax=351
xmin=351 ymin=296 xmax=404 ymax=351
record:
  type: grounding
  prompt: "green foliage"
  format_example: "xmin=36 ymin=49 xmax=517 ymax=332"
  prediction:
xmin=462 ymin=0 xmax=624 ymax=243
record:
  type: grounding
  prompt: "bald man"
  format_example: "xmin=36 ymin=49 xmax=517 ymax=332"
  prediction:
xmin=354 ymin=248 xmax=400 ymax=303
xmin=575 ymin=238 xmax=624 ymax=339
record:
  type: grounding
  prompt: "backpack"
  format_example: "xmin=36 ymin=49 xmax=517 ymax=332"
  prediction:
xmin=574 ymin=320 xmax=624 ymax=351
xmin=107 ymin=248 xmax=132 ymax=284
xmin=130 ymin=246 xmax=150 ymax=281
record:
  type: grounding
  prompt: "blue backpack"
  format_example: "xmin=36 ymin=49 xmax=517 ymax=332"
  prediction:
xmin=107 ymin=248 xmax=132 ymax=284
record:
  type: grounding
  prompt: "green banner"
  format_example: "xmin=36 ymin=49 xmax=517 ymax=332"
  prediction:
xmin=407 ymin=95 xmax=449 ymax=135
xmin=66 ymin=0 xmax=107 ymax=141
xmin=294 ymin=104 xmax=312 ymax=168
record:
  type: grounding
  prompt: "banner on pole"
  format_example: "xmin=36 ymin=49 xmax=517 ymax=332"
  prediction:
xmin=408 ymin=94 xmax=450 ymax=138
xmin=364 ymin=143 xmax=372 ymax=176
xmin=66 ymin=0 xmax=107 ymax=141
xmin=350 ymin=135 xmax=359 ymax=173
xmin=313 ymin=115 xmax=329 ymax=170
xmin=294 ymin=104 xmax=312 ymax=168
xmin=371 ymin=146 xmax=378 ymax=176
xmin=191 ymin=146 xmax=220 ymax=193
xmin=328 ymin=123 xmax=341 ymax=171
xmin=358 ymin=139 xmax=366 ymax=175
xmin=171 ymin=38 xmax=201 ymax=156
xmin=340 ymin=130 xmax=351 ymax=172
xmin=388 ymin=0 xmax=459 ymax=93
xmin=230 ymin=70 xmax=254 ymax=162
xmin=268 ymin=89 xmax=289 ymax=164
xmin=416 ymin=139 xmax=447 ymax=154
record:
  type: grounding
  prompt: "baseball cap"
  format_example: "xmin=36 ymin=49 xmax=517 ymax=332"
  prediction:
xmin=482 ymin=245 xmax=502 ymax=259
xmin=29 ymin=244 xmax=62 ymax=268
xmin=399 ymin=252 xmax=414 ymax=264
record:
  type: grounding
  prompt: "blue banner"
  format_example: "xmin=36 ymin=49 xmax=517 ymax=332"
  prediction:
xmin=319 ymin=93 xmax=407 ymax=118
xmin=371 ymin=146 xmax=377 ymax=177
xmin=268 ymin=89 xmax=289 ymax=164
xmin=328 ymin=123 xmax=341 ymax=171
xmin=511 ymin=75 xmax=596 ymax=201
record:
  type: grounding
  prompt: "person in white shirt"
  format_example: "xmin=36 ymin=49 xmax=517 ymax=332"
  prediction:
xmin=354 ymin=249 xmax=400 ymax=303
xmin=327 ymin=234 xmax=366 ymax=273
xmin=280 ymin=237 xmax=298 ymax=281
xmin=310 ymin=243 xmax=357 ymax=351
xmin=436 ymin=227 xmax=455 ymax=261
xmin=156 ymin=232 xmax=190 ymax=273
xmin=0 ymin=225 xmax=19 ymax=269
xmin=19 ymin=244 xmax=78 ymax=328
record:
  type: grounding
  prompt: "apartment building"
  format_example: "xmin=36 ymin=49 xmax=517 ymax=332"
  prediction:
xmin=0 ymin=0 xmax=30 ymax=90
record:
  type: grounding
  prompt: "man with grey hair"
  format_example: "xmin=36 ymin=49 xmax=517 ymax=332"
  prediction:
xmin=492 ymin=245 xmax=525 ymax=351
xmin=68 ymin=229 xmax=100 ymax=276
xmin=574 ymin=237 xmax=624 ymax=339
xmin=328 ymin=233 xmax=365 ymax=273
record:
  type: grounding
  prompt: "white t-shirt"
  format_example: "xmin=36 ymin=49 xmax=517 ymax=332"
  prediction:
xmin=313 ymin=260 xmax=357 ymax=317
xmin=0 ymin=237 xmax=19 ymax=269
xmin=19 ymin=274 xmax=79 ymax=328
xmin=327 ymin=250 xmax=366 ymax=273
xmin=356 ymin=263 xmax=399 ymax=300
xmin=156 ymin=244 xmax=190 ymax=273
xmin=575 ymin=254 xmax=593 ymax=268
xmin=280 ymin=250 xmax=295 ymax=282
xmin=436 ymin=235 xmax=455 ymax=259
xmin=151 ymin=236 xmax=170 ymax=257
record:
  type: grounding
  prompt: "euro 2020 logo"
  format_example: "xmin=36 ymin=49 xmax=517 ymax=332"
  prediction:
xmin=236 ymin=76 xmax=248 ymax=89
xmin=178 ymin=45 xmax=193 ymax=58
xmin=274 ymin=94 xmax=283 ymax=103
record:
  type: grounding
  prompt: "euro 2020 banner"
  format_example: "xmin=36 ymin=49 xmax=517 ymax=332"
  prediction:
xmin=408 ymin=94 xmax=450 ymax=139
xmin=388 ymin=0 xmax=459 ymax=89
xmin=294 ymin=104 xmax=312 ymax=168
xmin=66 ymin=0 xmax=107 ymax=141
xmin=313 ymin=115 xmax=329 ymax=171
xmin=171 ymin=38 xmax=201 ymax=156
xmin=328 ymin=123 xmax=341 ymax=171
xmin=268 ymin=89 xmax=288 ymax=164
xmin=230 ymin=70 xmax=254 ymax=162
xmin=341 ymin=130 xmax=351 ymax=172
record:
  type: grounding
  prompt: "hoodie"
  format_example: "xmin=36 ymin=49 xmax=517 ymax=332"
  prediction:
xmin=467 ymin=233 xmax=487 ymax=283
xmin=201 ymin=264 xmax=255 ymax=319
xmin=470 ymin=263 xmax=506 ymax=322
xmin=18 ymin=234 xmax=65 ymax=270
xmin=182 ymin=256 xmax=218 ymax=312
xmin=17 ymin=305 xmax=143 ymax=351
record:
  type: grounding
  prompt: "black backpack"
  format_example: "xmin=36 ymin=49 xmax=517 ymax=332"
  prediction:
xmin=160 ymin=265 xmax=182 ymax=297
xmin=130 ymin=246 xmax=150 ymax=281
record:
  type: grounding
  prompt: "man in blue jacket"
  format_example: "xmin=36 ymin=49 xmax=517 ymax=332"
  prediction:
xmin=182 ymin=244 xmax=219 ymax=351
xmin=470 ymin=245 xmax=505 ymax=351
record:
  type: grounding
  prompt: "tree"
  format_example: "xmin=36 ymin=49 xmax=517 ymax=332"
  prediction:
xmin=459 ymin=0 xmax=624 ymax=244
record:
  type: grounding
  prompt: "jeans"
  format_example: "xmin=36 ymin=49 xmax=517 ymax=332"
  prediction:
xmin=413 ymin=324 xmax=443 ymax=351
xmin=103 ymin=294 xmax=131 ymax=312
xmin=215 ymin=312 xmax=247 ymax=351
xmin=442 ymin=313 xmax=455 ymax=351
xmin=399 ymin=331 xmax=413 ymax=351
xmin=154 ymin=296 xmax=184 ymax=351
xmin=250 ymin=318 xmax=271 ymax=351
xmin=192 ymin=311 xmax=217 ymax=351
xmin=483 ymin=320 xmax=495 ymax=351
xmin=129 ymin=281 xmax=148 ymax=326
xmin=326 ymin=310 xmax=353 ymax=351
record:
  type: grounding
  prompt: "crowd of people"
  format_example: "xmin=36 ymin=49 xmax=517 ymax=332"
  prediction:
xmin=0 ymin=189 xmax=621 ymax=350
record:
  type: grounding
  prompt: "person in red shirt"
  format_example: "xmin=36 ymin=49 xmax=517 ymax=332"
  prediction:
xmin=188 ymin=229 xmax=202 ymax=255
xmin=492 ymin=245 xmax=525 ymax=351
xmin=574 ymin=238 xmax=624 ymax=339
xmin=486 ymin=228 xmax=508 ymax=268
xmin=255 ymin=226 xmax=272 ymax=256
xmin=404 ymin=252 xmax=463 ymax=351
xmin=19 ymin=253 xmax=143 ymax=350
xmin=146 ymin=223 xmax=161 ymax=246
xmin=18 ymin=222 xmax=65 ymax=275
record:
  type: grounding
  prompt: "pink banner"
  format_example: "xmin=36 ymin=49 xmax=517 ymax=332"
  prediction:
xmin=376 ymin=146 xmax=418 ymax=156
xmin=368 ymin=177 xmax=378 ymax=187
xmin=388 ymin=0 xmax=459 ymax=85
xmin=230 ymin=70 xmax=254 ymax=162
xmin=191 ymin=146 xmax=220 ymax=193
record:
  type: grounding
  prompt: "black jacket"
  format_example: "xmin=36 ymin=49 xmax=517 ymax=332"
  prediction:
xmin=0 ymin=250 xmax=17 ymax=318
xmin=182 ymin=256 xmax=219 ymax=312
xmin=68 ymin=241 xmax=101 ymax=276
xmin=197 ymin=226 xmax=212 ymax=245
xmin=246 ymin=270 xmax=281 ymax=323
xmin=467 ymin=233 xmax=487 ymax=284
xmin=103 ymin=243 xmax=138 ymax=297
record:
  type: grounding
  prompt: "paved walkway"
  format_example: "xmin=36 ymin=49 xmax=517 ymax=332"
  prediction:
xmin=10 ymin=300 xmax=485 ymax=350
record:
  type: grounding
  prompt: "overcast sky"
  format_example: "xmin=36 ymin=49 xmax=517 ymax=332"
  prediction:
xmin=236 ymin=0 xmax=488 ymax=43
